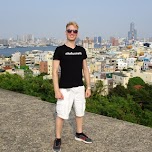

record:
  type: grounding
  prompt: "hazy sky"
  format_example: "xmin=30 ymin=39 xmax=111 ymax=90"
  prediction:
xmin=0 ymin=0 xmax=152 ymax=39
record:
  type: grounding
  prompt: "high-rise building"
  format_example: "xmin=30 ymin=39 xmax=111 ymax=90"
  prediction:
xmin=94 ymin=36 xmax=102 ymax=44
xmin=98 ymin=36 xmax=102 ymax=44
xmin=94 ymin=37 xmax=98 ymax=44
xmin=128 ymin=22 xmax=137 ymax=41
xmin=94 ymin=36 xmax=102 ymax=48
xmin=82 ymin=37 xmax=94 ymax=49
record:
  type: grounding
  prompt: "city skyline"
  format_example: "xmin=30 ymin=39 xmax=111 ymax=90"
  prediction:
xmin=0 ymin=0 xmax=152 ymax=39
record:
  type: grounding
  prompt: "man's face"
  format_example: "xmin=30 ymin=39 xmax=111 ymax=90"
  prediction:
xmin=66 ymin=25 xmax=78 ymax=41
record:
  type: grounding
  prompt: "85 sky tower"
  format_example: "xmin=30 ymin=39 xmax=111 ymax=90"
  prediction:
xmin=128 ymin=22 xmax=137 ymax=42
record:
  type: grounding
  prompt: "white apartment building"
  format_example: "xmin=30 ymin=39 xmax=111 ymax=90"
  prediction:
xmin=117 ymin=62 xmax=128 ymax=70
xmin=25 ymin=54 xmax=35 ymax=67
xmin=11 ymin=52 xmax=21 ymax=62
xmin=116 ymin=58 xmax=128 ymax=70
xmin=39 ymin=51 xmax=51 ymax=61
xmin=142 ymin=57 xmax=152 ymax=70
xmin=30 ymin=50 xmax=44 ymax=64
xmin=34 ymin=51 xmax=53 ymax=64
xmin=25 ymin=50 xmax=49 ymax=65
xmin=112 ymin=72 xmax=130 ymax=88
xmin=34 ymin=55 xmax=41 ymax=64
xmin=126 ymin=58 xmax=136 ymax=68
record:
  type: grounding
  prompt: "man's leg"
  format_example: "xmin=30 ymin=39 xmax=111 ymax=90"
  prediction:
xmin=56 ymin=116 xmax=64 ymax=138
xmin=74 ymin=86 xmax=92 ymax=143
xmin=53 ymin=116 xmax=63 ymax=152
xmin=75 ymin=116 xmax=92 ymax=143
xmin=76 ymin=116 xmax=83 ymax=133
xmin=53 ymin=88 xmax=73 ymax=151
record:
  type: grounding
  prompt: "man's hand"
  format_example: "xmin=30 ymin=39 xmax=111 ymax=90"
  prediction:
xmin=55 ymin=90 xmax=64 ymax=99
xmin=85 ymin=88 xmax=91 ymax=98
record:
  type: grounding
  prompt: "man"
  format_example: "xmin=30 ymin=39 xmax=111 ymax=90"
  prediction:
xmin=52 ymin=21 xmax=92 ymax=152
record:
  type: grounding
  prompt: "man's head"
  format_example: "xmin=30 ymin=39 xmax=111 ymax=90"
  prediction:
xmin=66 ymin=21 xmax=79 ymax=41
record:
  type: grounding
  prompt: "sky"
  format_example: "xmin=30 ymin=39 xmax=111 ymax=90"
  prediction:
xmin=0 ymin=0 xmax=152 ymax=40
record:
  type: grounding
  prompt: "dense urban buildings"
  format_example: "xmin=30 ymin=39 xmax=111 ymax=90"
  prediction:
xmin=0 ymin=22 xmax=152 ymax=95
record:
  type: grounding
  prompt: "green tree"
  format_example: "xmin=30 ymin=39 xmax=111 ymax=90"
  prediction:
xmin=109 ymin=84 xmax=128 ymax=98
xmin=24 ymin=69 xmax=33 ymax=77
xmin=145 ymin=84 xmax=152 ymax=111
xmin=127 ymin=77 xmax=145 ymax=89
xmin=0 ymin=73 xmax=24 ymax=92
xmin=93 ymin=80 xmax=106 ymax=96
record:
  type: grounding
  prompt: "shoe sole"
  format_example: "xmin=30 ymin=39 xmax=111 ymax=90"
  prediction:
xmin=52 ymin=148 xmax=61 ymax=152
xmin=75 ymin=137 xmax=92 ymax=144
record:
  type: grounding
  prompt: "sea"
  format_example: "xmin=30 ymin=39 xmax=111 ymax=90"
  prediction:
xmin=0 ymin=45 xmax=57 ymax=57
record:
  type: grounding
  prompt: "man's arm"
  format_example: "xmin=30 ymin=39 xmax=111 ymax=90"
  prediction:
xmin=82 ymin=59 xmax=91 ymax=98
xmin=52 ymin=60 xmax=64 ymax=99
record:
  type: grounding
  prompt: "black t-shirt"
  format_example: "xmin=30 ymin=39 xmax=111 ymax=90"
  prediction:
xmin=53 ymin=44 xmax=87 ymax=88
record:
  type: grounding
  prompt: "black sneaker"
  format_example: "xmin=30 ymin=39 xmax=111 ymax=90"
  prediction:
xmin=53 ymin=138 xmax=61 ymax=152
xmin=75 ymin=133 xmax=93 ymax=144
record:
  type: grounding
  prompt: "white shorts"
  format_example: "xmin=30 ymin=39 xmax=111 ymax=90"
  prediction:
xmin=56 ymin=86 xmax=86 ymax=119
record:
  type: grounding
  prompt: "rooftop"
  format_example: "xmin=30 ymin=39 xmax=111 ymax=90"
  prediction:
xmin=0 ymin=89 xmax=152 ymax=152
xmin=113 ymin=72 xmax=128 ymax=77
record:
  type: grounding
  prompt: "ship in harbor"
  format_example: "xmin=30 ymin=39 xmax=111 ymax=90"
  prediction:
xmin=0 ymin=44 xmax=7 ymax=49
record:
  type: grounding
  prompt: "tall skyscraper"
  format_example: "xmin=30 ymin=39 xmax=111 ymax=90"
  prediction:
xmin=94 ymin=36 xmax=102 ymax=48
xmin=98 ymin=36 xmax=102 ymax=44
xmin=128 ymin=22 xmax=137 ymax=41
xmin=94 ymin=37 xmax=98 ymax=44
xmin=94 ymin=36 xmax=102 ymax=44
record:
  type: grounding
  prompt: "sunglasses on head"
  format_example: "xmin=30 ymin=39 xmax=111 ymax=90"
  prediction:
xmin=66 ymin=29 xmax=78 ymax=34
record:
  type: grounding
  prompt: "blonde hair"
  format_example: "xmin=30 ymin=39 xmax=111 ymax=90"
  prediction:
xmin=66 ymin=21 xmax=79 ymax=29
